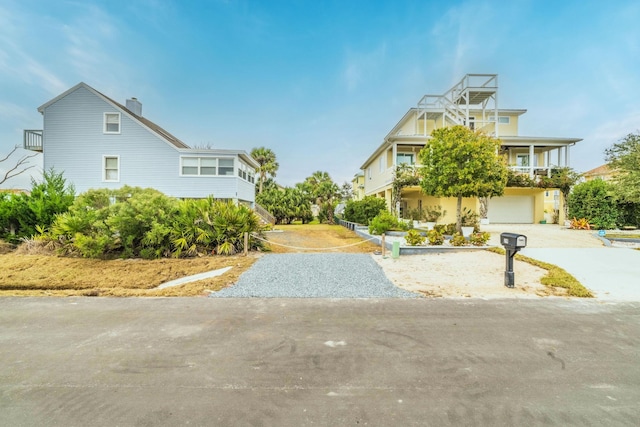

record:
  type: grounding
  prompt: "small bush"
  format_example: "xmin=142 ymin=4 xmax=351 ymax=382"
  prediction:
xmin=343 ymin=196 xmax=387 ymax=225
xmin=404 ymin=229 xmax=425 ymax=246
xmin=568 ymin=180 xmax=618 ymax=229
xmin=507 ymin=170 xmax=535 ymax=187
xmin=469 ymin=232 xmax=491 ymax=246
xmin=369 ymin=210 xmax=402 ymax=235
xmin=569 ymin=217 xmax=591 ymax=230
xmin=427 ymin=229 xmax=444 ymax=245
xmin=450 ymin=232 xmax=468 ymax=246
xmin=435 ymin=223 xmax=457 ymax=235
xmin=424 ymin=205 xmax=446 ymax=222
xmin=461 ymin=207 xmax=480 ymax=228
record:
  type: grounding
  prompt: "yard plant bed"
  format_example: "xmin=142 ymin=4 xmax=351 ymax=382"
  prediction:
xmin=0 ymin=224 xmax=378 ymax=297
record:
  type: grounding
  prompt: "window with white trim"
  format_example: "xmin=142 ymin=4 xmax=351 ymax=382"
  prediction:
xmin=104 ymin=113 xmax=121 ymax=134
xmin=180 ymin=157 xmax=237 ymax=176
xmin=396 ymin=153 xmax=415 ymax=165
xmin=103 ymin=156 xmax=119 ymax=181
xmin=488 ymin=116 xmax=510 ymax=124
xmin=182 ymin=157 xmax=199 ymax=175
xmin=200 ymin=158 xmax=217 ymax=175
xmin=219 ymin=158 xmax=234 ymax=176
xmin=238 ymin=162 xmax=255 ymax=182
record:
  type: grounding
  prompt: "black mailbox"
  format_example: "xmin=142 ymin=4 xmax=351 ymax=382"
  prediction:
xmin=500 ymin=232 xmax=527 ymax=288
xmin=500 ymin=233 xmax=527 ymax=249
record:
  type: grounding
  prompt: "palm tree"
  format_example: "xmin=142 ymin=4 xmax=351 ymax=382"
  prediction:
xmin=302 ymin=171 xmax=340 ymax=224
xmin=250 ymin=147 xmax=279 ymax=194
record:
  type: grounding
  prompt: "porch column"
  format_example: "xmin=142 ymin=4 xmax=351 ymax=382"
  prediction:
xmin=546 ymin=151 xmax=551 ymax=177
xmin=529 ymin=144 xmax=535 ymax=178
xmin=392 ymin=144 xmax=397 ymax=167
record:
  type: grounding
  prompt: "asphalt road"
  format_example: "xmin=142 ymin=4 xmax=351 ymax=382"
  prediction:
xmin=2 ymin=297 xmax=639 ymax=426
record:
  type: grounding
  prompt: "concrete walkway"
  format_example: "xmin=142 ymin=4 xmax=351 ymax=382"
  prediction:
xmin=521 ymin=247 xmax=640 ymax=300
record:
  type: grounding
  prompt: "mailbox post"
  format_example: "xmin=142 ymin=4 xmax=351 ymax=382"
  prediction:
xmin=500 ymin=232 xmax=527 ymax=288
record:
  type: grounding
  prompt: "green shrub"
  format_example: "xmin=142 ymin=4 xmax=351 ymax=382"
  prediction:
xmin=469 ymin=232 xmax=490 ymax=246
xmin=616 ymin=201 xmax=640 ymax=228
xmin=424 ymin=205 xmax=446 ymax=222
xmin=256 ymin=186 xmax=312 ymax=225
xmin=568 ymin=180 xmax=619 ymax=229
xmin=45 ymin=187 xmax=264 ymax=258
xmin=343 ymin=196 xmax=387 ymax=224
xmin=369 ymin=210 xmax=402 ymax=235
xmin=450 ymin=232 xmax=468 ymax=246
xmin=0 ymin=169 xmax=74 ymax=243
xmin=506 ymin=170 xmax=535 ymax=187
xmin=461 ymin=207 xmax=480 ymax=229
xmin=404 ymin=229 xmax=425 ymax=246
xmin=405 ymin=207 xmax=424 ymax=221
xmin=435 ymin=223 xmax=457 ymax=235
xmin=427 ymin=229 xmax=444 ymax=245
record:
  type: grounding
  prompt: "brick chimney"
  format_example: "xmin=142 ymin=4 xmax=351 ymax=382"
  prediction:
xmin=126 ymin=97 xmax=142 ymax=116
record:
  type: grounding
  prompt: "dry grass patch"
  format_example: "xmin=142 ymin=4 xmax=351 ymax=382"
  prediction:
xmin=0 ymin=252 xmax=258 ymax=297
xmin=0 ymin=224 xmax=376 ymax=297
xmin=265 ymin=223 xmax=380 ymax=253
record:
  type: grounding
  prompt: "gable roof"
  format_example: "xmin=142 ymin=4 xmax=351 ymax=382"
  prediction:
xmin=583 ymin=164 xmax=614 ymax=179
xmin=38 ymin=82 xmax=190 ymax=149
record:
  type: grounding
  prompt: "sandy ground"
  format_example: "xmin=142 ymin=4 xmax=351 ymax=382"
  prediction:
xmin=373 ymin=224 xmax=606 ymax=299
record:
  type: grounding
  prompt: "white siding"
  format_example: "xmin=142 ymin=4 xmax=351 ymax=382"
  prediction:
xmin=42 ymin=85 xmax=255 ymax=202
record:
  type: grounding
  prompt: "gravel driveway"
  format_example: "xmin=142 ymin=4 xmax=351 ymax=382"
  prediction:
xmin=210 ymin=253 xmax=417 ymax=298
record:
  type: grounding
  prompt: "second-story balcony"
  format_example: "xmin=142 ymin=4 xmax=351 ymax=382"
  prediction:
xmin=23 ymin=130 xmax=43 ymax=152
xmin=508 ymin=165 xmax=552 ymax=178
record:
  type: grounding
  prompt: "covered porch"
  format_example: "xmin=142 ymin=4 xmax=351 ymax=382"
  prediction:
xmin=502 ymin=136 xmax=581 ymax=179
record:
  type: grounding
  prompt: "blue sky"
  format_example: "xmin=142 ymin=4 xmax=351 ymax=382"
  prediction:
xmin=1 ymin=0 xmax=639 ymax=188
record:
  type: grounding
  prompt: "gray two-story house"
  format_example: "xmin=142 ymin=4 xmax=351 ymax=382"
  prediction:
xmin=24 ymin=82 xmax=257 ymax=205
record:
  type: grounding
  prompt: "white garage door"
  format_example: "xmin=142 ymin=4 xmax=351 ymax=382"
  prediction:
xmin=489 ymin=196 xmax=534 ymax=224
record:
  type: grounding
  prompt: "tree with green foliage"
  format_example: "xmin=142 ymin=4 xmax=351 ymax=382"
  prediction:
xmin=256 ymin=186 xmax=312 ymax=224
xmin=343 ymin=196 xmax=387 ymax=225
xmin=250 ymin=147 xmax=279 ymax=194
xmin=300 ymin=171 xmax=341 ymax=224
xmin=0 ymin=169 xmax=74 ymax=242
xmin=418 ymin=126 xmax=508 ymax=232
xmin=392 ymin=164 xmax=420 ymax=216
xmin=339 ymin=181 xmax=354 ymax=202
xmin=538 ymin=167 xmax=581 ymax=219
xmin=605 ymin=132 xmax=640 ymax=203
xmin=568 ymin=180 xmax=619 ymax=229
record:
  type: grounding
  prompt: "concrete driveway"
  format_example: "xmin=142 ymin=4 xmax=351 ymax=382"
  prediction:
xmin=1 ymin=297 xmax=639 ymax=426
xmin=484 ymin=224 xmax=640 ymax=301
xmin=521 ymin=247 xmax=640 ymax=300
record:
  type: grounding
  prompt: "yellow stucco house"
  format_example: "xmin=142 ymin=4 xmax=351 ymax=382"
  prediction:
xmin=360 ymin=74 xmax=581 ymax=224
xmin=351 ymin=172 xmax=366 ymax=200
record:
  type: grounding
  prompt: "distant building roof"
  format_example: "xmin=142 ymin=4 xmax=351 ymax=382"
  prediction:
xmin=583 ymin=164 xmax=614 ymax=181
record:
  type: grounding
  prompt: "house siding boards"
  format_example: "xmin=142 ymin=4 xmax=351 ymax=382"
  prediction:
xmin=39 ymin=83 xmax=256 ymax=202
